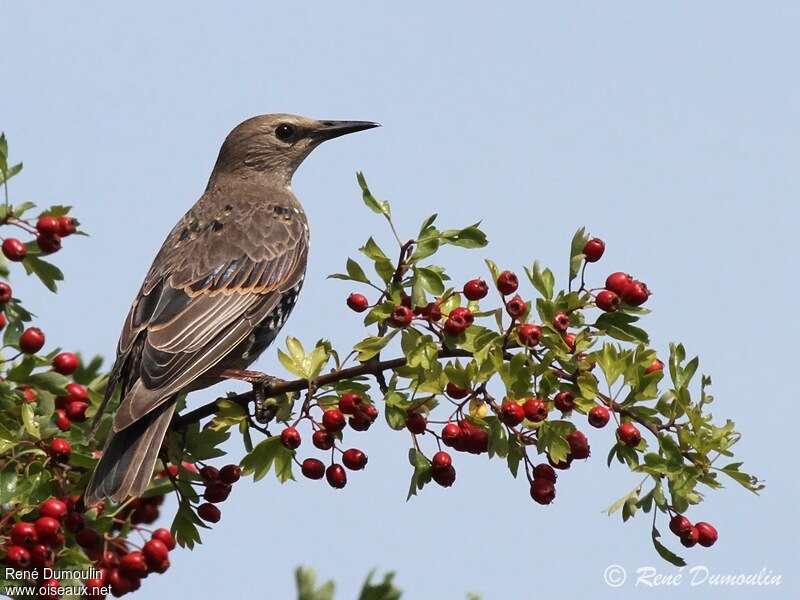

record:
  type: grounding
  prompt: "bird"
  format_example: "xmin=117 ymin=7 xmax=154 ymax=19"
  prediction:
xmin=84 ymin=114 xmax=378 ymax=504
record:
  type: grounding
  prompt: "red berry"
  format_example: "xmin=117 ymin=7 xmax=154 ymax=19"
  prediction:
xmin=5 ymin=545 xmax=31 ymax=568
xmin=348 ymin=412 xmax=372 ymax=431
xmin=0 ymin=312 xmax=6 ymax=330
xmin=219 ymin=464 xmax=241 ymax=484
xmin=695 ymin=521 xmax=718 ymax=547
xmin=552 ymin=312 xmax=570 ymax=332
xmin=680 ymin=526 xmax=700 ymax=548
xmin=450 ymin=306 xmax=474 ymax=325
xmin=54 ymin=409 xmax=71 ymax=431
xmin=500 ymin=400 xmax=525 ymax=426
xmin=441 ymin=423 xmax=462 ymax=447
xmin=312 ymin=430 xmax=334 ymax=450
xmin=280 ymin=427 xmax=302 ymax=449
xmin=41 ymin=579 xmax=61 ymax=600
xmin=563 ymin=333 xmax=576 ymax=351
xmin=432 ymin=451 xmax=452 ymax=470
xmin=363 ymin=403 xmax=379 ymax=422
xmin=346 ymin=293 xmax=369 ymax=313
xmin=566 ymin=430 xmax=590 ymax=460
xmin=36 ymin=216 xmax=61 ymax=236
xmin=325 ymin=464 xmax=347 ymax=489
xmin=0 ymin=282 xmax=12 ymax=303
xmin=405 ymin=412 xmax=427 ymax=434
xmin=29 ymin=543 xmax=54 ymax=568
xmin=197 ymin=503 xmax=221 ymax=523
xmin=553 ymin=391 xmax=575 ymax=413
xmin=2 ymin=238 xmax=27 ymax=261
xmin=52 ymin=352 xmax=79 ymax=375
xmin=20 ymin=386 xmax=36 ymax=403
xmin=107 ymin=568 xmax=137 ymax=596
xmin=301 ymin=458 xmax=325 ymax=480
xmin=34 ymin=516 xmax=61 ymax=541
xmin=621 ymin=280 xmax=650 ymax=306
xmin=151 ymin=528 xmax=176 ymax=550
xmin=37 ymin=234 xmax=61 ymax=254
xmin=462 ymin=422 xmax=488 ymax=454
xmin=505 ymin=295 xmax=526 ymax=319
xmin=48 ymin=437 xmax=71 ymax=461
xmin=432 ymin=465 xmax=456 ymax=487
xmin=65 ymin=382 xmax=88 ymax=401
xmin=443 ymin=316 xmax=466 ymax=336
xmin=516 ymin=323 xmax=541 ymax=347
xmin=338 ymin=393 xmax=361 ymax=414
xmin=200 ymin=465 xmax=220 ymax=482
xmin=342 ymin=448 xmax=368 ymax=470
xmin=143 ymin=538 xmax=170 ymax=567
xmin=645 ymin=359 xmax=664 ymax=375
xmin=605 ymin=272 xmax=633 ymax=296
xmin=445 ymin=382 xmax=469 ymax=399
xmin=532 ymin=463 xmax=557 ymax=483
xmin=417 ymin=301 xmax=442 ymax=322
xmin=617 ymin=422 xmax=641 ymax=447
xmin=39 ymin=498 xmax=68 ymax=520
xmin=65 ymin=400 xmax=88 ymax=422
xmin=389 ymin=305 xmax=413 ymax=328
xmin=203 ymin=481 xmax=231 ymax=503
xmin=322 ymin=408 xmax=346 ymax=432
xmin=588 ymin=405 xmax=610 ymax=428
xmin=463 ymin=278 xmax=489 ymax=301
xmin=63 ymin=511 xmax=84 ymax=533
xmin=669 ymin=514 xmax=693 ymax=537
xmin=57 ymin=216 xmax=76 ymax=237
xmin=496 ymin=271 xmax=519 ymax=295
xmin=119 ymin=551 xmax=148 ymax=579
xmin=19 ymin=326 xmax=45 ymax=354
xmin=10 ymin=521 xmax=38 ymax=547
xmin=596 ymin=290 xmax=620 ymax=313
xmin=530 ymin=479 xmax=556 ymax=505
xmin=76 ymin=528 xmax=101 ymax=548
xmin=583 ymin=238 xmax=605 ymax=262
xmin=522 ymin=398 xmax=548 ymax=422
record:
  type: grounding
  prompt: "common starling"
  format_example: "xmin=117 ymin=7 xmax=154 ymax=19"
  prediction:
xmin=85 ymin=114 xmax=378 ymax=504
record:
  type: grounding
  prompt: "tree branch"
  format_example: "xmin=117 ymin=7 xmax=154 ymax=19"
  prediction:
xmin=171 ymin=347 xmax=472 ymax=429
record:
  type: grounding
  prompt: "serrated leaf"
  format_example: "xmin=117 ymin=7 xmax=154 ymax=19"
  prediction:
xmin=22 ymin=256 xmax=64 ymax=293
xmin=346 ymin=258 xmax=371 ymax=284
xmin=569 ymin=227 xmax=589 ymax=283
xmin=526 ymin=261 xmax=555 ymax=300
xmin=357 ymin=172 xmax=391 ymax=218
xmin=353 ymin=330 xmax=398 ymax=362
xmin=651 ymin=526 xmax=686 ymax=566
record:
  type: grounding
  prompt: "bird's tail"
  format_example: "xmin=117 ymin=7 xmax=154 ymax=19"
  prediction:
xmin=84 ymin=400 xmax=176 ymax=505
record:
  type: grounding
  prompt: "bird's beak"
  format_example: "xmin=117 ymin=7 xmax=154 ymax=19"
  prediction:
xmin=313 ymin=120 xmax=380 ymax=141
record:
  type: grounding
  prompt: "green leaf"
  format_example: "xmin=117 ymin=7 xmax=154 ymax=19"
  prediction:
xmin=22 ymin=255 xmax=64 ymax=293
xmin=357 ymin=172 xmax=392 ymax=218
xmin=360 ymin=237 xmax=389 ymax=261
xmin=172 ymin=500 xmax=204 ymax=549
xmin=240 ymin=436 xmax=294 ymax=482
xmin=27 ymin=371 xmax=69 ymax=395
xmin=569 ymin=227 xmax=590 ymax=283
xmin=407 ymin=448 xmax=432 ymax=500
xmin=21 ymin=402 xmax=40 ymax=438
xmin=353 ymin=330 xmax=398 ymax=362
xmin=416 ymin=267 xmax=444 ymax=295
xmin=296 ymin=567 xmax=336 ymax=600
xmin=651 ymin=526 xmax=686 ymax=567
xmin=0 ymin=463 xmax=18 ymax=503
xmin=357 ymin=570 xmax=403 ymax=600
xmin=526 ymin=261 xmax=555 ymax=300
xmin=346 ymin=258 xmax=371 ymax=284
xmin=440 ymin=224 xmax=488 ymax=248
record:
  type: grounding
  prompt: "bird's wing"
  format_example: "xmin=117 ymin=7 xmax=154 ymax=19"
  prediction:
xmin=109 ymin=188 xmax=308 ymax=432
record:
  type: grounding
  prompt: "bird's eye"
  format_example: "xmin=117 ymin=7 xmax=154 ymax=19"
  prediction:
xmin=275 ymin=123 xmax=296 ymax=141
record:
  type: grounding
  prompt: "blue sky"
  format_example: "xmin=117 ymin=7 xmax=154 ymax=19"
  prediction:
xmin=1 ymin=2 xmax=798 ymax=598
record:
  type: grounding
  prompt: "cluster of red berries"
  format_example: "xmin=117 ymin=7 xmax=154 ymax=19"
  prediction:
xmin=1 ymin=215 xmax=76 ymax=262
xmin=285 ymin=392 xmax=377 ymax=489
xmin=668 ymin=514 xmax=718 ymax=548
xmin=53 ymin=382 xmax=89 ymax=431
xmin=2 ymin=493 xmax=176 ymax=597
xmin=195 ymin=463 xmax=242 ymax=524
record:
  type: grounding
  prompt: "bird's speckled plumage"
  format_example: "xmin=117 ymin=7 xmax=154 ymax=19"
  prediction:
xmin=85 ymin=114 xmax=377 ymax=504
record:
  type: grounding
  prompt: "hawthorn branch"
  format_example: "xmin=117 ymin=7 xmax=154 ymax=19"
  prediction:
xmin=172 ymin=347 xmax=471 ymax=430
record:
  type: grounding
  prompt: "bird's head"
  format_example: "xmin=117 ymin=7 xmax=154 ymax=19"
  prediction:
xmin=210 ymin=113 xmax=379 ymax=185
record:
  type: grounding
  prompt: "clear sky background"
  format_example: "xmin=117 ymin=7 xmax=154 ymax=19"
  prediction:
xmin=1 ymin=3 xmax=798 ymax=599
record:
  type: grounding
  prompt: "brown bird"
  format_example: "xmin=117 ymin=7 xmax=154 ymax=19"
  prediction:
xmin=85 ymin=114 xmax=378 ymax=504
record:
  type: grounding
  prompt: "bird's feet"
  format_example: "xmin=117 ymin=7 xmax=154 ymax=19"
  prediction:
xmin=218 ymin=369 xmax=294 ymax=424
